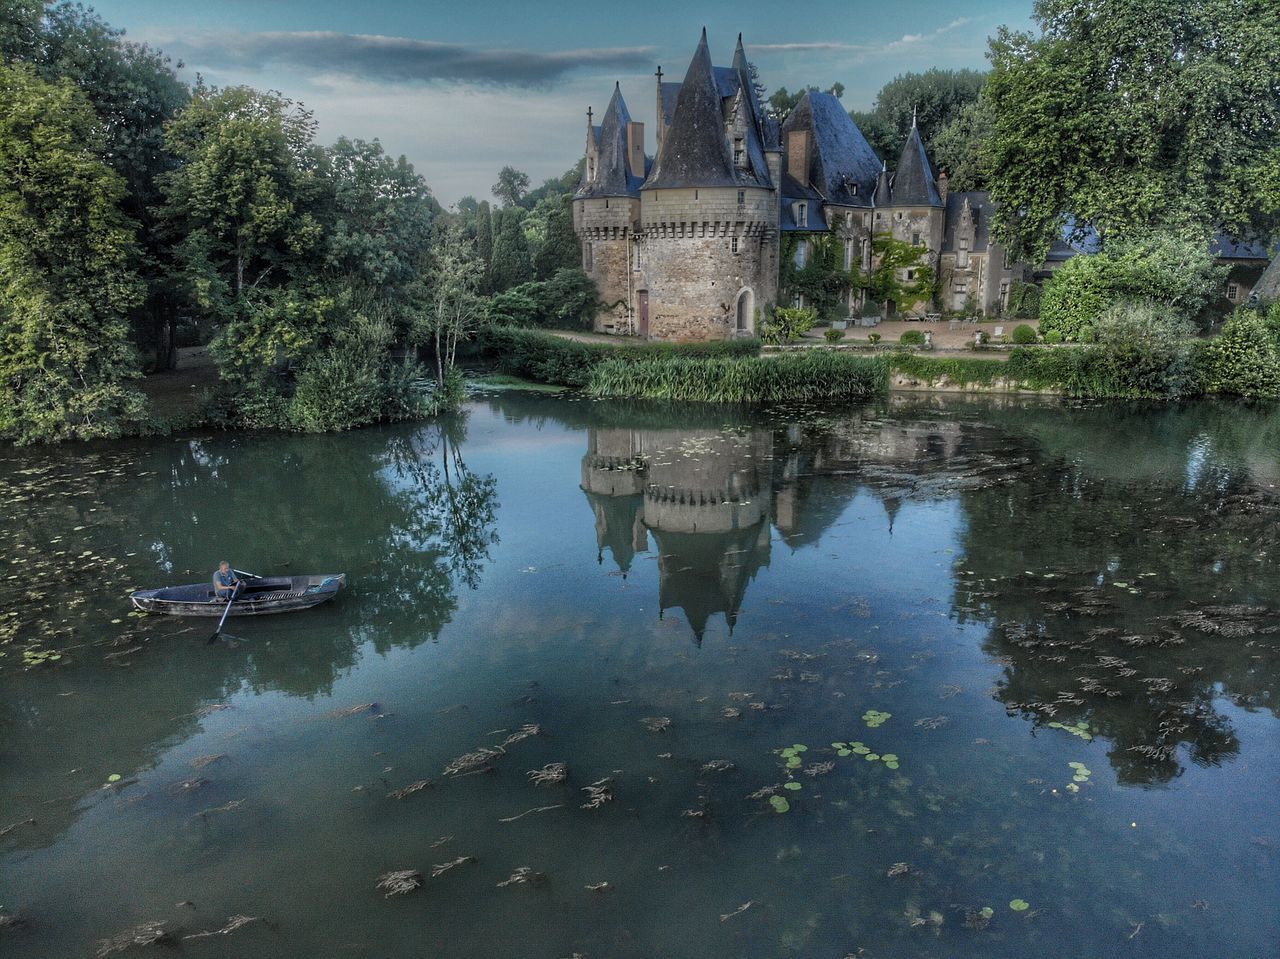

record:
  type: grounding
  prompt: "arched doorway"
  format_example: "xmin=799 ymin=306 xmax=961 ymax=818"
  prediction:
xmin=734 ymin=288 xmax=754 ymax=335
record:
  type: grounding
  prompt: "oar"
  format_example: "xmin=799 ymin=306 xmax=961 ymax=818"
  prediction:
xmin=208 ymin=582 xmax=241 ymax=643
xmin=233 ymin=568 xmax=261 ymax=580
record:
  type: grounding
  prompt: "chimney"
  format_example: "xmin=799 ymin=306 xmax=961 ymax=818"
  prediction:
xmin=627 ymin=121 xmax=645 ymax=178
xmin=786 ymin=129 xmax=810 ymax=187
xmin=938 ymin=169 xmax=950 ymax=204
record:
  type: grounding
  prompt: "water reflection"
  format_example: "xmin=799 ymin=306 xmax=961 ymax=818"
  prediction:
xmin=583 ymin=426 xmax=772 ymax=641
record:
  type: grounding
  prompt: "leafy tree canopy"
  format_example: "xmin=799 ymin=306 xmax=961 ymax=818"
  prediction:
xmin=985 ymin=0 xmax=1280 ymax=260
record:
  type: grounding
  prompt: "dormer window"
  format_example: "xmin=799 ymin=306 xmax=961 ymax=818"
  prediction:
xmin=737 ymin=190 xmax=745 ymax=205
xmin=587 ymin=158 xmax=596 ymax=181
xmin=733 ymin=137 xmax=745 ymax=168
xmin=850 ymin=184 xmax=858 ymax=195
xmin=797 ymin=202 xmax=808 ymax=228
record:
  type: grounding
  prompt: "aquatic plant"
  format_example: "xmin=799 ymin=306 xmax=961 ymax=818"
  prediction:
xmin=95 ymin=921 xmax=172 ymax=957
xmin=641 ymin=716 xmax=672 ymax=732
xmin=1047 ymin=719 xmax=1093 ymax=741
xmin=769 ymin=795 xmax=791 ymax=813
xmin=863 ymin=709 xmax=892 ymax=728
xmin=580 ymin=778 xmax=614 ymax=810
xmin=497 ymin=867 xmax=545 ymax=887
xmin=430 ymin=855 xmax=476 ymax=878
xmin=1009 ymin=898 xmax=1030 ymax=911
xmin=182 ymin=915 xmax=261 ymax=941
xmin=376 ymin=870 xmax=423 ymax=897
xmin=527 ymin=762 xmax=568 ymax=785
xmin=387 ymin=779 xmax=433 ymax=800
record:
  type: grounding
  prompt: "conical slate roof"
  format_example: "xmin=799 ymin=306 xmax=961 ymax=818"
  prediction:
xmin=889 ymin=123 xmax=942 ymax=207
xmin=644 ymin=29 xmax=738 ymax=189
xmin=576 ymin=82 xmax=644 ymax=199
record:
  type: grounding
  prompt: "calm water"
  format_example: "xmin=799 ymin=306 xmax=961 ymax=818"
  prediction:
xmin=1 ymin=391 xmax=1278 ymax=958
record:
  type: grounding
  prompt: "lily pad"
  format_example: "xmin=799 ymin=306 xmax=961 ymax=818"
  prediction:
xmin=980 ymin=906 xmax=994 ymax=919
xmin=885 ymin=761 xmax=900 ymax=770
xmin=786 ymin=756 xmax=802 ymax=769
xmin=837 ymin=749 xmax=851 ymax=757
xmin=783 ymin=782 xmax=802 ymax=791
xmin=865 ymin=753 xmax=880 ymax=761
xmin=107 ymin=773 xmax=121 ymax=783
xmin=1009 ymin=899 xmax=1030 ymax=912
xmin=769 ymin=795 xmax=790 ymax=813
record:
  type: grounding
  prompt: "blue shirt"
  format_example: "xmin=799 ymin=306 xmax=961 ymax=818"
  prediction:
xmin=214 ymin=569 xmax=238 ymax=590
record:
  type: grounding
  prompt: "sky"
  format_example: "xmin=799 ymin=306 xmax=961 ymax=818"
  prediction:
xmin=94 ymin=0 xmax=1036 ymax=206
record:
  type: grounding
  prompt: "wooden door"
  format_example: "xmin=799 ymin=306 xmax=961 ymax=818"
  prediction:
xmin=637 ymin=291 xmax=649 ymax=338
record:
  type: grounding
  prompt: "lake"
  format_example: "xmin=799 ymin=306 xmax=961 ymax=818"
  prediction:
xmin=1 ymin=390 xmax=1278 ymax=958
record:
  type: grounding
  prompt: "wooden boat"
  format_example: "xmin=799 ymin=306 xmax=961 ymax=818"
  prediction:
xmin=130 ymin=574 xmax=346 ymax=617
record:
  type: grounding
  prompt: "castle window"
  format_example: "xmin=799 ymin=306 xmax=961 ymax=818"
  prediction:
xmin=850 ymin=184 xmax=858 ymax=195
xmin=737 ymin=190 xmax=745 ymax=205
xmin=844 ymin=238 xmax=853 ymax=271
xmin=797 ymin=202 xmax=808 ymax=228
xmin=583 ymin=242 xmax=593 ymax=271
xmin=1003 ymin=249 xmax=1012 ymax=270
xmin=911 ymin=232 xmax=921 ymax=246
xmin=845 ymin=212 xmax=853 ymax=229
xmin=734 ymin=138 xmax=745 ymax=168
xmin=1228 ymin=283 xmax=1239 ymax=299
xmin=906 ymin=270 xmax=915 ymax=280
xmin=896 ymin=212 xmax=903 ymax=220
xmin=795 ymin=240 xmax=808 ymax=268
xmin=732 ymin=236 xmax=740 ymax=255
xmin=864 ymin=212 xmax=871 ymax=228
xmin=959 ymin=238 xmax=970 ymax=250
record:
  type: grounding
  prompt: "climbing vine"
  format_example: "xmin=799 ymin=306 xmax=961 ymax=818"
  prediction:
xmin=779 ymin=234 xmax=862 ymax=321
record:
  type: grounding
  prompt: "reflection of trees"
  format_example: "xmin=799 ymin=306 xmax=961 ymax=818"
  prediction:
xmin=952 ymin=423 xmax=1280 ymax=785
xmin=0 ymin=415 xmax=499 ymax=849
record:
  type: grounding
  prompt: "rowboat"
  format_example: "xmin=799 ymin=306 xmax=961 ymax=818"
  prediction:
xmin=130 ymin=574 xmax=347 ymax=617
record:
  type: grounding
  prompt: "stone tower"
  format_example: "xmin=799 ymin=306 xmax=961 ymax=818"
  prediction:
xmin=870 ymin=115 xmax=945 ymax=315
xmin=636 ymin=31 xmax=781 ymax=341
xmin=572 ymin=83 xmax=647 ymax=334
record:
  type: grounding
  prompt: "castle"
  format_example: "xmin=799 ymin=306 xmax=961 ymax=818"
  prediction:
xmin=572 ymin=29 xmax=1022 ymax=340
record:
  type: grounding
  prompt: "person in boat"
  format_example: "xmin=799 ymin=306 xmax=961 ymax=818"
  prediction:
xmin=213 ymin=561 xmax=242 ymax=602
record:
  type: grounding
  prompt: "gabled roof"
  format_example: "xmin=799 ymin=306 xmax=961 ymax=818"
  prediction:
xmin=643 ymin=29 xmax=773 ymax=191
xmin=781 ymin=90 xmax=881 ymax=209
xmin=1210 ymin=234 xmax=1275 ymax=260
xmin=889 ymin=124 xmax=942 ymax=207
xmin=576 ymin=83 xmax=644 ymax=200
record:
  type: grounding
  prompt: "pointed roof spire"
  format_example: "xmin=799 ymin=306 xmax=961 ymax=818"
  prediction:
xmin=889 ymin=124 xmax=943 ymax=207
xmin=644 ymin=29 xmax=738 ymax=189
xmin=911 ymin=105 xmax=917 ymax=128
xmin=575 ymin=83 xmax=642 ymax=200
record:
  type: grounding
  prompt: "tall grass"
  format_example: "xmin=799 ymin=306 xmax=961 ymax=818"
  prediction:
xmin=588 ymin=352 xmax=888 ymax=403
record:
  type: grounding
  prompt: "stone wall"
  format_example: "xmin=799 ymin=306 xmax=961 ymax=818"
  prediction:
xmin=636 ymin=187 xmax=779 ymax=341
xmin=574 ymin=196 xmax=640 ymax=333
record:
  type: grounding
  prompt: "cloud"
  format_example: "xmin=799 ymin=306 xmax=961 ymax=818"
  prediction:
xmin=160 ymin=30 xmax=656 ymax=86
xmin=748 ymin=18 xmax=978 ymax=58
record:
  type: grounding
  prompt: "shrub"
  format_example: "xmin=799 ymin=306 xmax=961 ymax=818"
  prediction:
xmin=1012 ymin=324 xmax=1038 ymax=344
xmin=823 ymin=327 xmax=844 ymax=344
xmin=588 ymin=351 xmax=887 ymax=403
xmin=1194 ymin=310 xmax=1280 ymax=399
xmin=1039 ymin=231 xmax=1226 ymax=340
xmin=762 ymin=306 xmax=817 ymax=345
xmin=1043 ymin=330 xmax=1064 ymax=344
xmin=868 ymin=333 xmax=882 ymax=344
xmin=899 ymin=329 xmax=926 ymax=346
xmin=289 ymin=348 xmax=387 ymax=432
xmin=1082 ymin=300 xmax=1197 ymax=399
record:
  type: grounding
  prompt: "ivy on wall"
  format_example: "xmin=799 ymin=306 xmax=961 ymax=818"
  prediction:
xmin=779 ymin=233 xmax=862 ymax=321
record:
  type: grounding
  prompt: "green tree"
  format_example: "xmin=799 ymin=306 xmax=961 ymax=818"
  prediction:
xmin=0 ymin=64 xmax=147 ymax=443
xmin=868 ymin=234 xmax=934 ymax=315
xmin=158 ymin=83 xmax=322 ymax=332
xmin=930 ymin=97 xmax=994 ymax=192
xmin=491 ymin=165 xmax=530 ymax=207
xmin=780 ymin=234 xmax=860 ymax=321
xmin=985 ymin=0 xmax=1280 ymax=261
xmin=1040 ymin=231 xmax=1226 ymax=340
xmin=533 ymin=195 xmax=580 ymax=280
xmin=413 ymin=222 xmax=484 ymax=385
xmin=489 ymin=206 xmax=533 ymax=291
xmin=313 ymin=136 xmax=436 ymax=334
xmin=853 ymin=68 xmax=987 ymax=162
xmin=475 ymin=200 xmax=494 ymax=291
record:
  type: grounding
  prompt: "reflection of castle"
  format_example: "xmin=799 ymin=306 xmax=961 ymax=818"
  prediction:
xmin=581 ymin=414 xmax=973 ymax=639
xmin=581 ymin=427 xmax=772 ymax=641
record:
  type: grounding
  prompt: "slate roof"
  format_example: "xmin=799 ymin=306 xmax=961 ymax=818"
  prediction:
xmin=888 ymin=124 xmax=942 ymax=207
xmin=576 ymin=83 xmax=645 ymax=200
xmin=1253 ymin=253 xmax=1280 ymax=303
xmin=1044 ymin=217 xmax=1103 ymax=261
xmin=1210 ymin=234 xmax=1275 ymax=260
xmin=781 ymin=91 xmax=881 ymax=209
xmin=941 ymin=191 xmax=994 ymax=254
xmin=643 ymin=30 xmax=773 ymax=191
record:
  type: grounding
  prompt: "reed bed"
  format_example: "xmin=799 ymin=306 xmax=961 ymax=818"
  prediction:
xmin=587 ymin=352 xmax=888 ymax=404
